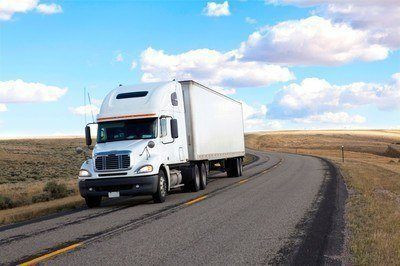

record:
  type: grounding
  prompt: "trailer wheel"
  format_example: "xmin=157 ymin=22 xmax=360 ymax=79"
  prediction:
xmin=227 ymin=158 xmax=240 ymax=177
xmin=153 ymin=170 xmax=167 ymax=203
xmin=238 ymin=158 xmax=243 ymax=177
xmin=85 ymin=196 xmax=102 ymax=208
xmin=182 ymin=165 xmax=200 ymax=192
xmin=199 ymin=162 xmax=207 ymax=190
xmin=191 ymin=164 xmax=201 ymax=192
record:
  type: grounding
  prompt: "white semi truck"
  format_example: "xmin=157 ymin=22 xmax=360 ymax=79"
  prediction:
xmin=78 ymin=80 xmax=245 ymax=207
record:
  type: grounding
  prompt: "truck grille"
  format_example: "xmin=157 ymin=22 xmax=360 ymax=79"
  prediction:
xmin=95 ymin=154 xmax=131 ymax=171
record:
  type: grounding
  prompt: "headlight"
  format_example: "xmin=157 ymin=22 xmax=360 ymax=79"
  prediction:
xmin=136 ymin=165 xmax=153 ymax=174
xmin=79 ymin=169 xmax=92 ymax=177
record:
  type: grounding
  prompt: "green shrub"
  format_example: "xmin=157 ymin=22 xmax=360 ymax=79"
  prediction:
xmin=32 ymin=193 xmax=52 ymax=203
xmin=0 ymin=195 xmax=14 ymax=210
xmin=44 ymin=181 xmax=69 ymax=199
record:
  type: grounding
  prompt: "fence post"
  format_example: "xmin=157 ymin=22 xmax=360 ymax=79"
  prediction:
xmin=341 ymin=145 xmax=345 ymax=163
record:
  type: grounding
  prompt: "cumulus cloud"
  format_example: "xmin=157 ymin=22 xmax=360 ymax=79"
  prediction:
xmin=203 ymin=1 xmax=230 ymax=17
xmin=0 ymin=79 xmax=67 ymax=103
xmin=36 ymin=3 xmax=62 ymax=14
xmin=0 ymin=104 xmax=7 ymax=112
xmin=140 ymin=47 xmax=294 ymax=89
xmin=69 ymin=105 xmax=100 ymax=116
xmin=268 ymin=72 xmax=400 ymax=121
xmin=241 ymin=101 xmax=282 ymax=131
xmin=239 ymin=16 xmax=389 ymax=65
xmin=0 ymin=0 xmax=62 ymax=20
xmin=0 ymin=0 xmax=37 ymax=20
xmin=293 ymin=112 xmax=366 ymax=124
xmin=266 ymin=0 xmax=400 ymax=49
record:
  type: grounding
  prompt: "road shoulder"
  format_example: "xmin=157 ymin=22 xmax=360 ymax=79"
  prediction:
xmin=270 ymin=154 xmax=348 ymax=265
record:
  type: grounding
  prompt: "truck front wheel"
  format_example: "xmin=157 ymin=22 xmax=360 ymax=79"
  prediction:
xmin=153 ymin=170 xmax=167 ymax=203
xmin=85 ymin=196 xmax=102 ymax=208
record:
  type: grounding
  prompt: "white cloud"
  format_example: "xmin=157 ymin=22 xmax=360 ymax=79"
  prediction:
xmin=0 ymin=104 xmax=7 ymax=112
xmin=0 ymin=0 xmax=37 ymax=20
xmin=245 ymin=118 xmax=284 ymax=132
xmin=0 ymin=79 xmax=67 ymax=103
xmin=130 ymin=60 xmax=137 ymax=70
xmin=0 ymin=0 xmax=62 ymax=20
xmin=242 ymin=101 xmax=267 ymax=121
xmin=203 ymin=1 xmax=230 ymax=17
xmin=69 ymin=105 xmax=100 ymax=116
xmin=268 ymin=72 xmax=400 ymax=120
xmin=115 ymin=53 xmax=124 ymax=62
xmin=239 ymin=16 xmax=389 ymax=65
xmin=241 ymin=101 xmax=281 ymax=131
xmin=36 ymin=3 xmax=62 ymax=14
xmin=140 ymin=47 xmax=294 ymax=88
xmin=266 ymin=0 xmax=400 ymax=49
xmin=293 ymin=112 xmax=366 ymax=124
xmin=245 ymin=17 xmax=257 ymax=24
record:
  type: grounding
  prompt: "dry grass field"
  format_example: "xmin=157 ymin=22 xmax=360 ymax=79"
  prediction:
xmin=246 ymin=130 xmax=400 ymax=265
xmin=0 ymin=138 xmax=85 ymax=224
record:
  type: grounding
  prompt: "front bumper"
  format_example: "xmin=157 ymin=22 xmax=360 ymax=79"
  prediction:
xmin=79 ymin=175 xmax=158 ymax=198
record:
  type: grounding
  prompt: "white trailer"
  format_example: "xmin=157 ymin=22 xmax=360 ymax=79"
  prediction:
xmin=77 ymin=80 xmax=245 ymax=207
xmin=181 ymin=80 xmax=245 ymax=161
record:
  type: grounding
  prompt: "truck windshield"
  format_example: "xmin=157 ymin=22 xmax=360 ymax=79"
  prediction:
xmin=97 ymin=118 xmax=157 ymax=143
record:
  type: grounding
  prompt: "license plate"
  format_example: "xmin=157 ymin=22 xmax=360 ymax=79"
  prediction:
xmin=108 ymin=191 xmax=120 ymax=198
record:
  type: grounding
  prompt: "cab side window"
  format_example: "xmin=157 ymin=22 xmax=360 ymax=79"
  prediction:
xmin=160 ymin=118 xmax=167 ymax=137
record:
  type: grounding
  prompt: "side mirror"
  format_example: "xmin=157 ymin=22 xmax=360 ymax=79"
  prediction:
xmin=148 ymin=141 xmax=155 ymax=149
xmin=85 ymin=126 xmax=92 ymax=146
xmin=171 ymin=119 xmax=178 ymax=139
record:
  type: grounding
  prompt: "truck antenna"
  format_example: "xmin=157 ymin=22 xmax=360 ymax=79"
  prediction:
xmin=84 ymin=87 xmax=87 ymax=125
xmin=87 ymin=92 xmax=95 ymax=123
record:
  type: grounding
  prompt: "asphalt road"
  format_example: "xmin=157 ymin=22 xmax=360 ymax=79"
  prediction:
xmin=0 ymin=149 xmax=339 ymax=265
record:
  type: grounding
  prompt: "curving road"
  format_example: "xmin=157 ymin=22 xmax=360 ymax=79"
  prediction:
xmin=0 ymin=149 xmax=343 ymax=265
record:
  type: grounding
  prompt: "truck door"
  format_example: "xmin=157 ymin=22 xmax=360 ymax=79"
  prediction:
xmin=160 ymin=116 xmax=181 ymax=164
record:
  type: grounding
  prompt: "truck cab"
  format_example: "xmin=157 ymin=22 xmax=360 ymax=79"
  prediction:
xmin=78 ymin=81 xmax=189 ymax=207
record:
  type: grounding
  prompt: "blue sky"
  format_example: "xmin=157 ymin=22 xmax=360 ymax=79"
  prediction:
xmin=0 ymin=0 xmax=399 ymax=136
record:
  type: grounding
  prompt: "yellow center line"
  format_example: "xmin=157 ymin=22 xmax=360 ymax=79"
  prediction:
xmin=185 ymin=195 xmax=207 ymax=206
xmin=238 ymin=179 xmax=249 ymax=184
xmin=19 ymin=243 xmax=83 ymax=266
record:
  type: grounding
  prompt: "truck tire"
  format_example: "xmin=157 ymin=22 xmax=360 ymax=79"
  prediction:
xmin=85 ymin=196 xmax=102 ymax=208
xmin=199 ymin=162 xmax=207 ymax=190
xmin=191 ymin=164 xmax=200 ymax=192
xmin=153 ymin=170 xmax=167 ymax=203
xmin=227 ymin=158 xmax=240 ymax=177
xmin=238 ymin=158 xmax=243 ymax=177
xmin=182 ymin=164 xmax=200 ymax=192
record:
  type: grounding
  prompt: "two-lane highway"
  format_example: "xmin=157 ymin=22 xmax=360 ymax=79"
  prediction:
xmin=0 ymin=149 xmax=336 ymax=265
